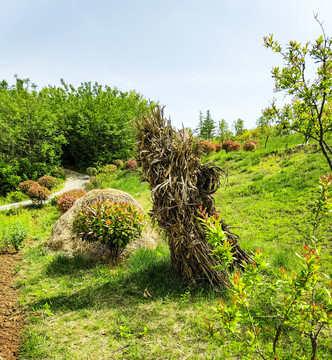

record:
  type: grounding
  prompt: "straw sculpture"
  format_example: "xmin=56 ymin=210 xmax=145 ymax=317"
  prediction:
xmin=136 ymin=106 xmax=251 ymax=287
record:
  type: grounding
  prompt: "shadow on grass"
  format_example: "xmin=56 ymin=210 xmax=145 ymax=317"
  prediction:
xmin=45 ymin=253 xmax=97 ymax=276
xmin=29 ymin=245 xmax=216 ymax=313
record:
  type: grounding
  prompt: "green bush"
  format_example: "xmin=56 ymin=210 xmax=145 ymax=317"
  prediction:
xmin=6 ymin=191 xmax=27 ymax=203
xmin=37 ymin=175 xmax=58 ymax=190
xmin=3 ymin=223 xmax=27 ymax=252
xmin=86 ymin=167 xmax=98 ymax=176
xmin=113 ymin=159 xmax=124 ymax=169
xmin=73 ymin=201 xmax=145 ymax=259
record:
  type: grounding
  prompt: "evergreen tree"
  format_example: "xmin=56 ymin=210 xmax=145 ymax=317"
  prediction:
xmin=199 ymin=110 xmax=215 ymax=140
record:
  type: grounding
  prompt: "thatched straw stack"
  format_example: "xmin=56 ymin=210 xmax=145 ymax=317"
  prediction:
xmin=136 ymin=107 xmax=251 ymax=287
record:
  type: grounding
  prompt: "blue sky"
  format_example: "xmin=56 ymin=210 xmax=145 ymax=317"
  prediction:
xmin=1 ymin=0 xmax=332 ymax=131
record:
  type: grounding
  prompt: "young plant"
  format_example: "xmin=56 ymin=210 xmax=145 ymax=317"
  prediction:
xmin=204 ymin=173 xmax=332 ymax=359
xmin=73 ymin=201 xmax=145 ymax=259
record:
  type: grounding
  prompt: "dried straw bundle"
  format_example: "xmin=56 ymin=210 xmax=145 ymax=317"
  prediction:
xmin=136 ymin=107 xmax=251 ymax=287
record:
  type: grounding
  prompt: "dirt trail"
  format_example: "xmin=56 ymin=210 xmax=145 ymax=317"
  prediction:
xmin=0 ymin=252 xmax=24 ymax=360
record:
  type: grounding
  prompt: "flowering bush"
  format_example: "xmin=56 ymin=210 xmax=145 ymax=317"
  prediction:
xmin=215 ymin=144 xmax=223 ymax=152
xmin=125 ymin=159 xmax=138 ymax=171
xmin=228 ymin=142 xmax=242 ymax=152
xmin=57 ymin=189 xmax=87 ymax=214
xmin=243 ymin=140 xmax=259 ymax=152
xmin=73 ymin=201 xmax=145 ymax=259
xmin=37 ymin=175 xmax=58 ymax=190
xmin=26 ymin=185 xmax=51 ymax=205
xmin=197 ymin=141 xmax=216 ymax=155
xmin=18 ymin=180 xmax=40 ymax=194
xmin=221 ymin=140 xmax=234 ymax=152
xmin=113 ymin=159 xmax=124 ymax=169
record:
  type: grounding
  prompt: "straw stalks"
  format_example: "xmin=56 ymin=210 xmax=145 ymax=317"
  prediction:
xmin=136 ymin=106 xmax=251 ymax=287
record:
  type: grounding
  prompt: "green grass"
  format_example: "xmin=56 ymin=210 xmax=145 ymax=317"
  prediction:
xmin=3 ymin=133 xmax=331 ymax=359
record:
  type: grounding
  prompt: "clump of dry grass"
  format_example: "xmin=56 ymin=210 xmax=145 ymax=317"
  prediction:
xmin=136 ymin=106 xmax=251 ymax=287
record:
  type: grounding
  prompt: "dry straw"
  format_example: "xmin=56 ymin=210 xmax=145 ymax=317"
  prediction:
xmin=136 ymin=106 xmax=251 ymax=287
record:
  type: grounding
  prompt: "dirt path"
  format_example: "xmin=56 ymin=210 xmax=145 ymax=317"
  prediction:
xmin=0 ymin=169 xmax=90 ymax=212
xmin=0 ymin=252 xmax=24 ymax=360
xmin=0 ymin=170 xmax=89 ymax=359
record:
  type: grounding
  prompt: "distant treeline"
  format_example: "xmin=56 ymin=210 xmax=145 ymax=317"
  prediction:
xmin=0 ymin=77 xmax=150 ymax=195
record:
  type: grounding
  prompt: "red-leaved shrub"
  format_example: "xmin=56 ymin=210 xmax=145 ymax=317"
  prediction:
xmin=215 ymin=144 xmax=223 ymax=152
xmin=125 ymin=159 xmax=138 ymax=170
xmin=57 ymin=189 xmax=87 ymax=214
xmin=26 ymin=185 xmax=51 ymax=205
xmin=18 ymin=180 xmax=40 ymax=194
xmin=222 ymin=140 xmax=235 ymax=152
xmin=228 ymin=142 xmax=242 ymax=152
xmin=243 ymin=140 xmax=259 ymax=152
xmin=197 ymin=141 xmax=216 ymax=155
xmin=37 ymin=175 xmax=58 ymax=190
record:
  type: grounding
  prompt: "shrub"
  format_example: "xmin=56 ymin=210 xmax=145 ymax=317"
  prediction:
xmin=125 ymin=159 xmax=138 ymax=171
xmin=228 ymin=142 xmax=242 ymax=152
xmin=51 ymin=167 xmax=66 ymax=180
xmin=26 ymin=185 xmax=51 ymax=205
xmin=73 ymin=201 xmax=145 ymax=259
xmin=18 ymin=180 xmax=40 ymax=194
xmin=86 ymin=167 xmax=98 ymax=176
xmin=243 ymin=140 xmax=259 ymax=152
xmin=221 ymin=140 xmax=234 ymax=152
xmin=113 ymin=159 xmax=124 ymax=169
xmin=6 ymin=191 xmax=26 ymax=203
xmin=100 ymin=164 xmax=117 ymax=174
xmin=37 ymin=175 xmax=58 ymax=190
xmin=57 ymin=189 xmax=87 ymax=214
xmin=5 ymin=224 xmax=27 ymax=251
xmin=197 ymin=141 xmax=216 ymax=155
xmin=215 ymin=144 xmax=223 ymax=152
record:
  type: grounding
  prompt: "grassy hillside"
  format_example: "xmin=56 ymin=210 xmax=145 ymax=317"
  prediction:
xmin=1 ymin=134 xmax=331 ymax=359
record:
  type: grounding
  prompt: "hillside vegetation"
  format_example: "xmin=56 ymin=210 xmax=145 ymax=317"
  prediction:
xmin=0 ymin=133 xmax=330 ymax=359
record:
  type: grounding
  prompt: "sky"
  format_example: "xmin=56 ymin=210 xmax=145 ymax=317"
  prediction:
xmin=1 ymin=0 xmax=332 ymax=131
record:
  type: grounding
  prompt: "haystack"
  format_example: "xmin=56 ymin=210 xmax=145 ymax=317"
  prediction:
xmin=136 ymin=106 xmax=251 ymax=287
xmin=48 ymin=188 xmax=152 ymax=258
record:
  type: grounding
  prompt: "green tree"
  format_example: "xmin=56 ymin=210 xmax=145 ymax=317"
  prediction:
xmin=258 ymin=103 xmax=277 ymax=148
xmin=57 ymin=80 xmax=149 ymax=169
xmin=217 ymin=119 xmax=233 ymax=143
xmin=199 ymin=110 xmax=216 ymax=140
xmin=232 ymin=118 xmax=245 ymax=136
xmin=0 ymin=77 xmax=66 ymax=179
xmin=264 ymin=14 xmax=332 ymax=170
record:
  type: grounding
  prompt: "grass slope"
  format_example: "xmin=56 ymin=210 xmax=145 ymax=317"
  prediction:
xmin=1 ymin=133 xmax=330 ymax=359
